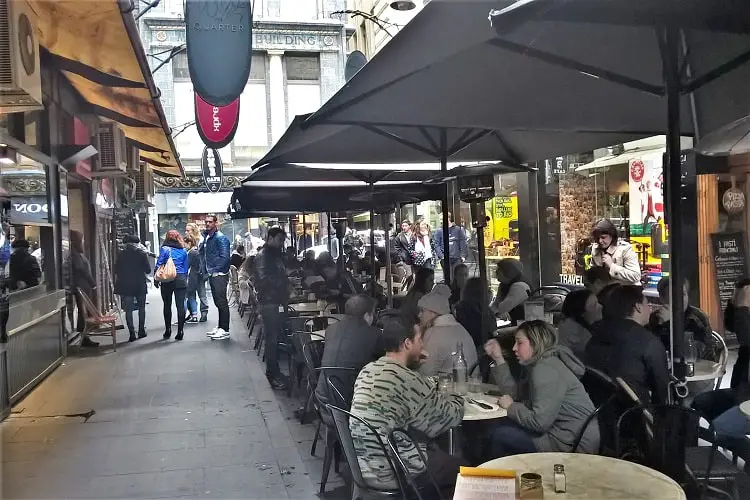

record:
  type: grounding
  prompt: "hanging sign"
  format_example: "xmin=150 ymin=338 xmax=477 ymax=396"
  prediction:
xmin=195 ymin=93 xmax=240 ymax=149
xmin=185 ymin=0 xmax=253 ymax=106
xmin=201 ymin=147 xmax=223 ymax=193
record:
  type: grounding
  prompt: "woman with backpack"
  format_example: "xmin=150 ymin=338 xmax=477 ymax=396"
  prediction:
xmin=154 ymin=230 xmax=188 ymax=340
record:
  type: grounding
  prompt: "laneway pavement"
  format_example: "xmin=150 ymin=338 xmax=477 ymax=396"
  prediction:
xmin=2 ymin=288 xmax=345 ymax=499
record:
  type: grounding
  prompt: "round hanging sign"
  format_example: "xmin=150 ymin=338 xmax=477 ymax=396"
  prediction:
xmin=723 ymin=187 xmax=745 ymax=214
xmin=195 ymin=93 xmax=240 ymax=149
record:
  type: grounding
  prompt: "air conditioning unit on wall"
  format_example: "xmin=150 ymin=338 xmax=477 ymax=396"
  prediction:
xmin=0 ymin=0 xmax=43 ymax=113
xmin=93 ymin=122 xmax=128 ymax=176
xmin=135 ymin=165 xmax=154 ymax=202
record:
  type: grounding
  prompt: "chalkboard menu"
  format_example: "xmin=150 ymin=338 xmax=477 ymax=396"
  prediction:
xmin=114 ymin=208 xmax=136 ymax=250
xmin=711 ymin=231 xmax=748 ymax=316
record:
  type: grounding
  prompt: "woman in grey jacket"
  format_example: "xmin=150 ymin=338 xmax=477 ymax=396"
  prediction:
xmin=484 ymin=320 xmax=600 ymax=457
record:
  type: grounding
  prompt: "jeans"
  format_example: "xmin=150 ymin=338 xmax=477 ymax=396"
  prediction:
xmin=121 ymin=293 xmax=146 ymax=334
xmin=196 ymin=278 xmax=209 ymax=314
xmin=160 ymin=275 xmax=187 ymax=331
xmin=209 ymin=274 xmax=230 ymax=331
xmin=185 ymin=292 xmax=198 ymax=317
xmin=487 ymin=419 xmax=538 ymax=458
xmin=260 ymin=304 xmax=285 ymax=378
xmin=714 ymin=406 xmax=750 ymax=439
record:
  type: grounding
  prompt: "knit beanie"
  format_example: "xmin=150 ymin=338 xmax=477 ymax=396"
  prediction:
xmin=418 ymin=283 xmax=452 ymax=316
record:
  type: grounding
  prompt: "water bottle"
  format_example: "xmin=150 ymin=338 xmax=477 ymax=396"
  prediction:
xmin=685 ymin=331 xmax=697 ymax=377
xmin=453 ymin=342 xmax=468 ymax=395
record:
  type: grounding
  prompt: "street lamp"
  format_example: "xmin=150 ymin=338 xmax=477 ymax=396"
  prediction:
xmin=390 ymin=1 xmax=416 ymax=11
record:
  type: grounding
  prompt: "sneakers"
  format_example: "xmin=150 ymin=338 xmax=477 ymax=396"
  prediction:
xmin=208 ymin=328 xmax=230 ymax=340
xmin=205 ymin=327 xmax=218 ymax=337
xmin=267 ymin=374 xmax=290 ymax=391
xmin=187 ymin=316 xmax=199 ymax=323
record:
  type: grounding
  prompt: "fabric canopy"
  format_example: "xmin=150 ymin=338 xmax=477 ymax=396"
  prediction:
xmin=252 ymin=114 xmax=645 ymax=167
xmin=302 ymin=0 xmax=750 ymax=159
xmin=32 ymin=1 xmax=183 ymax=176
xmin=230 ymin=182 xmax=444 ymax=214
xmin=243 ymin=163 xmax=440 ymax=184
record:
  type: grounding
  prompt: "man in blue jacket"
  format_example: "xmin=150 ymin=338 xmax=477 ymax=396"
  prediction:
xmin=200 ymin=215 xmax=231 ymax=340
xmin=434 ymin=212 xmax=468 ymax=272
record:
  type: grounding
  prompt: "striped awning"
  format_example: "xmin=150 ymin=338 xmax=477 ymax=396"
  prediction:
xmin=30 ymin=0 xmax=183 ymax=177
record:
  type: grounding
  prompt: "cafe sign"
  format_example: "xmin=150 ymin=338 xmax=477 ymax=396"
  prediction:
xmin=722 ymin=186 xmax=745 ymax=215
xmin=195 ymin=93 xmax=240 ymax=149
xmin=185 ymin=0 xmax=253 ymax=106
xmin=201 ymin=146 xmax=223 ymax=193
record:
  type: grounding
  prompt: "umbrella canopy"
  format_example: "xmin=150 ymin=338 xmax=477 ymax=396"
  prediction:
xmin=697 ymin=115 xmax=750 ymax=156
xmin=243 ymin=163 xmax=439 ymax=184
xmin=252 ymin=114 xmax=650 ymax=167
xmin=229 ymin=182 xmax=443 ymax=214
xmin=423 ymin=161 xmax=534 ymax=184
xmin=305 ymin=0 xmax=750 ymax=146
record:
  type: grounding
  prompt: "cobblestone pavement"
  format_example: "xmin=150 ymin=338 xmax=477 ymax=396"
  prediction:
xmin=2 ymin=288 xmax=349 ymax=499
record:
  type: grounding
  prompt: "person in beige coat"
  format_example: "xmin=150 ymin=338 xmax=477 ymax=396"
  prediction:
xmin=590 ymin=219 xmax=642 ymax=285
xmin=417 ymin=284 xmax=478 ymax=376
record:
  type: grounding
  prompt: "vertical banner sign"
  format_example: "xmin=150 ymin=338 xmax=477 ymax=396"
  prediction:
xmin=711 ymin=231 xmax=747 ymax=344
xmin=201 ymin=146 xmax=224 ymax=193
xmin=195 ymin=93 xmax=240 ymax=148
xmin=185 ymin=0 xmax=253 ymax=106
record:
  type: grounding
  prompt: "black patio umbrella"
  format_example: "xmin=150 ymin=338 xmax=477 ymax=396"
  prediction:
xmin=489 ymin=0 xmax=750 ymax=385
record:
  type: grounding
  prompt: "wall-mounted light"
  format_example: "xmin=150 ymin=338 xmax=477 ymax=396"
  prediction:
xmin=0 ymin=145 xmax=16 ymax=165
xmin=390 ymin=1 xmax=416 ymax=11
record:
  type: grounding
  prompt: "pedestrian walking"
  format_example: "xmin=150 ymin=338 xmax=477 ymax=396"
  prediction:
xmin=255 ymin=227 xmax=290 ymax=390
xmin=114 ymin=234 xmax=150 ymax=342
xmin=200 ymin=215 xmax=231 ymax=340
xmin=154 ymin=230 xmax=189 ymax=340
xmin=184 ymin=235 xmax=203 ymax=323
xmin=186 ymin=223 xmax=209 ymax=322
xmin=434 ymin=211 xmax=468 ymax=272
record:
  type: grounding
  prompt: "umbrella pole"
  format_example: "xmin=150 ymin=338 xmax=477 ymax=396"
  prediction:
xmin=664 ymin=23 xmax=686 ymax=394
xmin=370 ymin=183 xmax=376 ymax=297
xmin=474 ymin=203 xmax=489 ymax=332
xmin=386 ymin=215 xmax=393 ymax=308
xmin=440 ymin=131 xmax=451 ymax=285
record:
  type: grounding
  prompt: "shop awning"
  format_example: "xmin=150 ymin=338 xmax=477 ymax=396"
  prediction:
xmin=576 ymin=136 xmax=696 ymax=172
xmin=31 ymin=1 xmax=183 ymax=177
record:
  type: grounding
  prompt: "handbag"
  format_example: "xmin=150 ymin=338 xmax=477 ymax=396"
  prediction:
xmin=155 ymin=247 xmax=177 ymax=283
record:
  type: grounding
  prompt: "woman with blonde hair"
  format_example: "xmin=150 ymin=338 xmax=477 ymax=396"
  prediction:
xmin=184 ymin=223 xmax=208 ymax=322
xmin=484 ymin=320 xmax=599 ymax=458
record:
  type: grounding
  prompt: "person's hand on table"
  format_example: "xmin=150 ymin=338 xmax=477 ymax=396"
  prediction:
xmin=497 ymin=395 xmax=514 ymax=409
xmin=484 ymin=339 xmax=505 ymax=364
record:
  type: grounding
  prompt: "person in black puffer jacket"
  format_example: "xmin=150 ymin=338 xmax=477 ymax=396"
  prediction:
xmin=115 ymin=235 xmax=151 ymax=342
xmin=255 ymin=227 xmax=291 ymax=391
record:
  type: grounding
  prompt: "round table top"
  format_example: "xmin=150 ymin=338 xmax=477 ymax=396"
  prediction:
xmin=462 ymin=391 xmax=508 ymax=421
xmin=740 ymin=400 xmax=750 ymax=417
xmin=481 ymin=453 xmax=685 ymax=499
xmin=686 ymin=359 xmax=724 ymax=382
xmin=291 ymin=302 xmax=324 ymax=314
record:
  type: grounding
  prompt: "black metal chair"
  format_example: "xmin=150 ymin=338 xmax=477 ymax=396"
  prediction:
xmin=298 ymin=336 xmax=325 ymax=424
xmin=327 ymin=404 xmax=412 ymax=500
xmin=387 ymin=429 xmax=443 ymax=500
xmin=616 ymin=404 xmax=737 ymax=499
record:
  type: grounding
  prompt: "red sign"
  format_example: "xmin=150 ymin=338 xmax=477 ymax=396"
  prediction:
xmin=629 ymin=159 xmax=645 ymax=183
xmin=195 ymin=92 xmax=240 ymax=149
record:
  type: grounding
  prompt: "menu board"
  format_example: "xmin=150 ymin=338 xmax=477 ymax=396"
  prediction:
xmin=114 ymin=208 xmax=137 ymax=250
xmin=711 ymin=231 xmax=748 ymax=316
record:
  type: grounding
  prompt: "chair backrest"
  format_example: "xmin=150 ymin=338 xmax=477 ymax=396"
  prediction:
xmin=617 ymin=404 xmax=706 ymax=485
xmin=712 ymin=330 xmax=729 ymax=370
xmin=388 ymin=429 xmax=439 ymax=500
xmin=327 ymin=404 xmax=406 ymax=495
xmin=300 ymin=336 xmax=324 ymax=384
xmin=305 ymin=315 xmax=339 ymax=332
xmin=77 ymin=288 xmax=101 ymax=317
xmin=229 ymin=265 xmax=239 ymax=285
xmin=582 ymin=366 xmax=618 ymax=407
xmin=326 ymin=373 xmax=351 ymax=408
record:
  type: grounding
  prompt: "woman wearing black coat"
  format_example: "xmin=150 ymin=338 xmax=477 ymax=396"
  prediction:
xmin=185 ymin=235 xmax=203 ymax=323
xmin=114 ymin=234 xmax=151 ymax=342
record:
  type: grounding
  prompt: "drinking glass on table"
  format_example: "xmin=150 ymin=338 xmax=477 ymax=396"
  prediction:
xmin=468 ymin=372 xmax=482 ymax=393
xmin=437 ymin=372 xmax=454 ymax=394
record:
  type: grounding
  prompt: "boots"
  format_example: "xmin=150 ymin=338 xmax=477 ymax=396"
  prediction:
xmin=175 ymin=329 xmax=184 ymax=341
xmin=138 ymin=330 xmax=147 ymax=339
xmin=163 ymin=328 xmax=172 ymax=339
xmin=128 ymin=331 xmax=137 ymax=342
xmin=199 ymin=312 xmax=208 ymax=323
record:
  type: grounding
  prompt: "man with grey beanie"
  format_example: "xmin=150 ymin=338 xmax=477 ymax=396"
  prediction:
xmin=417 ymin=284 xmax=477 ymax=376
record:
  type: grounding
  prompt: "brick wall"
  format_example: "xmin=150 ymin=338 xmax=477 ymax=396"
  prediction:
xmin=558 ymin=174 xmax=600 ymax=275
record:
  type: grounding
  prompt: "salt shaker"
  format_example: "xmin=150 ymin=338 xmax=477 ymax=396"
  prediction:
xmin=553 ymin=464 xmax=566 ymax=493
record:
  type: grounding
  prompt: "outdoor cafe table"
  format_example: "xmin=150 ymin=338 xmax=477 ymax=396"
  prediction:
xmin=685 ymin=359 xmax=724 ymax=382
xmin=290 ymin=302 xmax=323 ymax=314
xmin=481 ymin=452 xmax=686 ymax=499
xmin=740 ymin=400 xmax=750 ymax=417
xmin=449 ymin=384 xmax=508 ymax=454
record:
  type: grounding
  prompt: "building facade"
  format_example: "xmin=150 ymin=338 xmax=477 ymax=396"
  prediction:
xmin=138 ymin=0 xmax=348 ymax=244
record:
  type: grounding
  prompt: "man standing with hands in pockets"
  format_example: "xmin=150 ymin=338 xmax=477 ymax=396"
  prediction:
xmin=201 ymin=215 xmax=232 ymax=340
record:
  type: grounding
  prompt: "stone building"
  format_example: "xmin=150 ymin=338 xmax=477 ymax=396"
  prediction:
xmin=137 ymin=0 xmax=347 ymax=242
